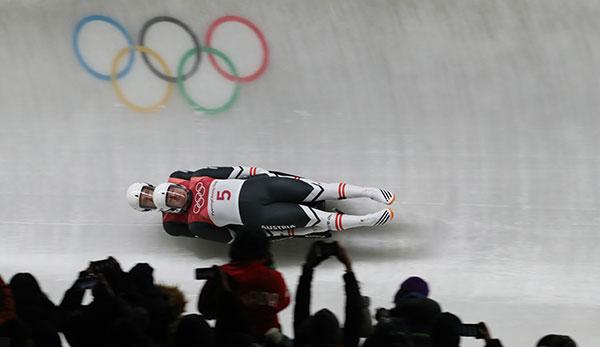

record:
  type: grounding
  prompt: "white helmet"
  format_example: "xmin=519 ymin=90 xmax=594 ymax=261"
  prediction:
xmin=153 ymin=182 xmax=189 ymax=213
xmin=126 ymin=182 xmax=156 ymax=211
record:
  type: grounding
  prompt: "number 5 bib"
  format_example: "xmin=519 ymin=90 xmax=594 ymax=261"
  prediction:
xmin=207 ymin=179 xmax=244 ymax=226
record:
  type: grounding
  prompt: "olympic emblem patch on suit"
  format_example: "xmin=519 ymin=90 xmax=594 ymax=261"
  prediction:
xmin=72 ymin=15 xmax=269 ymax=114
xmin=192 ymin=183 xmax=207 ymax=214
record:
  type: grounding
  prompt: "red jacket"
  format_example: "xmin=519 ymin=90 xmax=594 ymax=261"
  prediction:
xmin=199 ymin=260 xmax=290 ymax=338
xmin=0 ymin=277 xmax=16 ymax=325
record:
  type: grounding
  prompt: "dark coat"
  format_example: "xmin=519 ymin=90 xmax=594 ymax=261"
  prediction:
xmin=9 ymin=273 xmax=61 ymax=347
xmin=364 ymin=297 xmax=442 ymax=347
xmin=129 ymin=263 xmax=172 ymax=344
xmin=59 ymin=280 xmax=149 ymax=347
xmin=294 ymin=265 xmax=363 ymax=347
xmin=390 ymin=297 xmax=442 ymax=334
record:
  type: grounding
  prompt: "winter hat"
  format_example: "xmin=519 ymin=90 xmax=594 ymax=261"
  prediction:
xmin=537 ymin=334 xmax=577 ymax=347
xmin=394 ymin=276 xmax=429 ymax=302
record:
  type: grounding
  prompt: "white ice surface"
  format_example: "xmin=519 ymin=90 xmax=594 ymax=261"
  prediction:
xmin=1 ymin=1 xmax=599 ymax=346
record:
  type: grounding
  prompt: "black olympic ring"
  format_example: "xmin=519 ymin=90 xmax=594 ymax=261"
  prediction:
xmin=138 ymin=16 xmax=201 ymax=83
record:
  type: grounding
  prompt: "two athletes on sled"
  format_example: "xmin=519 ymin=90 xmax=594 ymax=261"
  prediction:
xmin=127 ymin=166 xmax=395 ymax=243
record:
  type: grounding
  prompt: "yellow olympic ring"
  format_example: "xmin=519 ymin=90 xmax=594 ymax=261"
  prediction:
xmin=111 ymin=46 xmax=174 ymax=113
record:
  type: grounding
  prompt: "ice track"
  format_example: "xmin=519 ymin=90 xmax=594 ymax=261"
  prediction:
xmin=1 ymin=1 xmax=599 ymax=345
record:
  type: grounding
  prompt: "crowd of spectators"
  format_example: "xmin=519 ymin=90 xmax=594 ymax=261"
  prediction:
xmin=0 ymin=230 xmax=579 ymax=347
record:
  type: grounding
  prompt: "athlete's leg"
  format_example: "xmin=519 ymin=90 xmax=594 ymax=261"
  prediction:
xmin=260 ymin=177 xmax=396 ymax=205
xmin=297 ymin=205 xmax=395 ymax=233
xmin=241 ymin=202 xmax=394 ymax=236
xmin=314 ymin=182 xmax=395 ymax=205
xmin=240 ymin=202 xmax=311 ymax=234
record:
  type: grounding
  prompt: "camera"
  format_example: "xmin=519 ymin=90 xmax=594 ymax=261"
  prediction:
xmin=461 ymin=322 xmax=486 ymax=339
xmin=77 ymin=275 xmax=98 ymax=290
xmin=316 ymin=241 xmax=338 ymax=258
xmin=375 ymin=307 xmax=391 ymax=322
xmin=195 ymin=267 xmax=217 ymax=280
xmin=88 ymin=257 xmax=119 ymax=275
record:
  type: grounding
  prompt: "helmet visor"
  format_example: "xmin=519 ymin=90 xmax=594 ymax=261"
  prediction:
xmin=139 ymin=186 xmax=156 ymax=209
xmin=166 ymin=185 xmax=189 ymax=209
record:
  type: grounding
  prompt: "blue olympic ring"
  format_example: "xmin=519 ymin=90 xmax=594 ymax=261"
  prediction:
xmin=72 ymin=15 xmax=135 ymax=81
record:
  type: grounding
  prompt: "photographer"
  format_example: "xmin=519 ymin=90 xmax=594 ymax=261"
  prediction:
xmin=294 ymin=241 xmax=366 ymax=347
xmin=431 ymin=312 xmax=503 ymax=347
xmin=365 ymin=276 xmax=441 ymax=347
xmin=59 ymin=257 xmax=149 ymax=347
xmin=197 ymin=229 xmax=291 ymax=347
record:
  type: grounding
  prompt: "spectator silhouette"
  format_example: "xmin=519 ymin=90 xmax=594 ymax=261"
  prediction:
xmin=129 ymin=262 xmax=171 ymax=345
xmin=0 ymin=275 xmax=31 ymax=346
xmin=171 ymin=313 xmax=215 ymax=347
xmin=392 ymin=276 xmax=441 ymax=343
xmin=59 ymin=258 xmax=149 ymax=347
xmin=431 ymin=312 xmax=503 ymax=347
xmin=198 ymin=229 xmax=291 ymax=347
xmin=0 ymin=275 xmax=17 ymax=331
xmin=9 ymin=273 xmax=61 ymax=347
xmin=294 ymin=241 xmax=366 ymax=347
xmin=365 ymin=276 xmax=441 ymax=347
xmin=431 ymin=312 xmax=462 ymax=347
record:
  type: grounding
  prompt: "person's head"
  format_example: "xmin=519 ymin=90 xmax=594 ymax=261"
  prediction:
xmin=9 ymin=272 xmax=45 ymax=303
xmin=297 ymin=308 xmax=342 ymax=347
xmin=394 ymin=276 xmax=429 ymax=303
xmin=432 ymin=312 xmax=462 ymax=347
xmin=537 ymin=334 xmax=577 ymax=347
xmin=129 ymin=263 xmax=154 ymax=292
xmin=127 ymin=182 xmax=156 ymax=211
xmin=174 ymin=314 xmax=215 ymax=347
xmin=153 ymin=183 xmax=189 ymax=213
xmin=229 ymin=229 xmax=271 ymax=263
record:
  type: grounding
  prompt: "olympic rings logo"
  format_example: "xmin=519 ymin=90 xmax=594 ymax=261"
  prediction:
xmin=193 ymin=183 xmax=207 ymax=214
xmin=72 ymin=14 xmax=269 ymax=114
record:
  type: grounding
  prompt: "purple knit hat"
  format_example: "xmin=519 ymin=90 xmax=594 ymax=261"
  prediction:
xmin=394 ymin=276 xmax=429 ymax=302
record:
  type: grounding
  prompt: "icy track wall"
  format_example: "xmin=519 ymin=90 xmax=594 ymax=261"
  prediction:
xmin=71 ymin=13 xmax=268 ymax=114
xmin=1 ymin=1 xmax=600 ymax=346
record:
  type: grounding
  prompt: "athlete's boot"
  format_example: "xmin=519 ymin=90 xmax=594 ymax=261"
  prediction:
xmin=365 ymin=188 xmax=396 ymax=205
xmin=349 ymin=208 xmax=395 ymax=228
xmin=304 ymin=182 xmax=396 ymax=205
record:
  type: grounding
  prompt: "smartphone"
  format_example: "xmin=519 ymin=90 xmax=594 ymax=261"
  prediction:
xmin=460 ymin=323 xmax=482 ymax=338
xmin=89 ymin=257 xmax=117 ymax=274
xmin=195 ymin=267 xmax=216 ymax=280
xmin=77 ymin=276 xmax=98 ymax=290
xmin=318 ymin=242 xmax=338 ymax=257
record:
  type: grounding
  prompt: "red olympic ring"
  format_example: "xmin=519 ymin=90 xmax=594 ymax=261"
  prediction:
xmin=205 ymin=15 xmax=269 ymax=83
